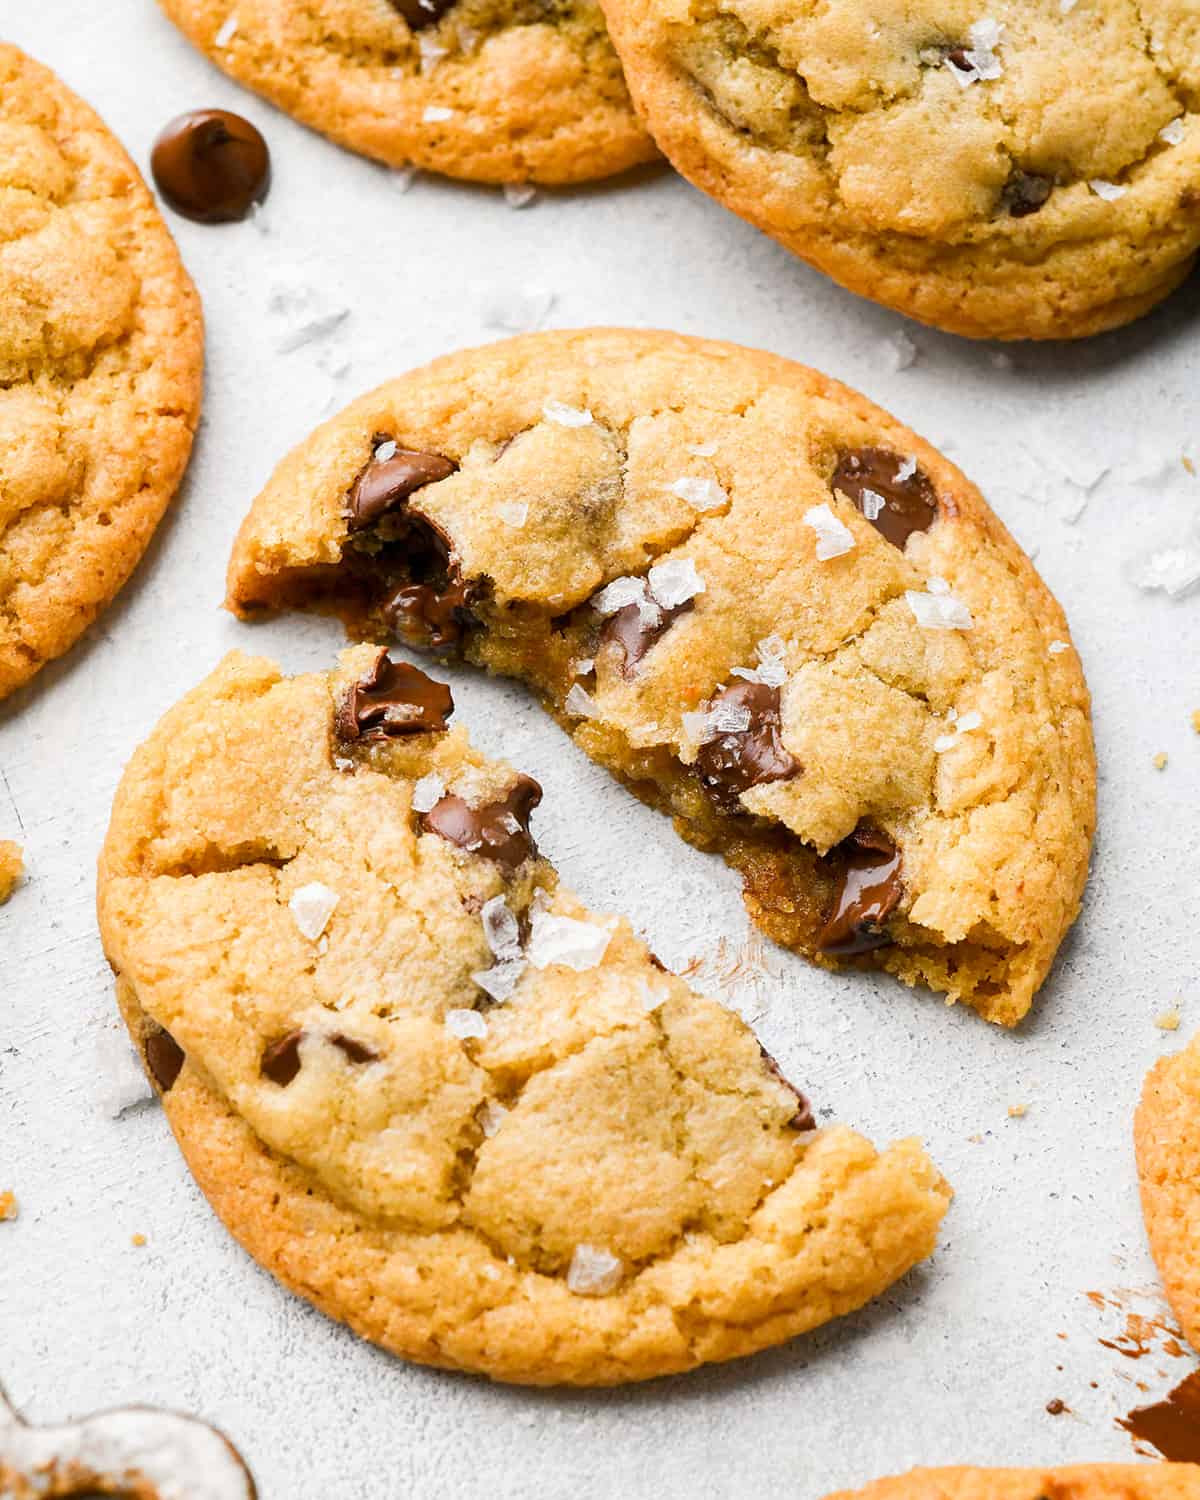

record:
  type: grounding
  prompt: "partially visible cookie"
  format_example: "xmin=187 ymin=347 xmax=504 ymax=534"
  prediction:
xmin=825 ymin=1466 xmax=1200 ymax=1500
xmin=597 ymin=0 xmax=1200 ymax=338
xmin=97 ymin=646 xmax=951 ymax=1386
xmin=0 ymin=841 xmax=22 ymax=903
xmin=0 ymin=1381 xmax=256 ymax=1499
xmin=1136 ymin=1032 xmax=1200 ymax=1351
xmin=226 ymin=328 xmax=1095 ymax=1025
xmin=158 ymin=0 xmax=657 ymax=185
xmin=0 ymin=46 xmax=203 ymax=701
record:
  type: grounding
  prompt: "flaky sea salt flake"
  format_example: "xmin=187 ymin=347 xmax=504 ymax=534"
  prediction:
xmin=503 ymin=183 xmax=538 ymax=209
xmin=896 ymin=456 xmax=918 ymax=482
xmin=527 ymin=912 xmax=611 ymax=972
xmin=410 ymin=772 xmax=446 ymax=813
xmin=648 ymin=557 xmax=706 ymax=608
xmin=478 ymin=1100 xmax=509 ymax=1137
xmin=803 ymin=503 xmax=856 ymax=561
xmin=593 ymin=576 xmax=648 ymax=615
xmin=687 ymin=440 xmax=719 ymax=458
xmin=1048 ymin=639 xmax=1070 ymax=655
xmin=289 ymin=882 xmax=339 ymax=941
xmin=1130 ymin=545 xmax=1200 ymax=597
xmin=497 ymin=500 xmax=529 ymax=527
xmin=472 ymin=961 xmax=525 ymax=1002
xmin=711 ymin=702 xmax=752 ymax=734
xmin=566 ymin=1244 xmax=624 ymax=1295
xmin=542 ymin=398 xmax=593 ymax=428
xmin=446 ymin=1008 xmax=487 ymax=1040
xmin=214 ymin=13 xmax=239 ymax=46
xmin=422 ymin=105 xmax=454 ymax=123
xmin=481 ymin=895 xmax=522 ymax=960
xmin=1089 ymin=179 xmax=1127 ymax=201
xmin=1160 ymin=118 xmax=1186 ymax=146
xmin=861 ymin=488 xmax=886 ymax=521
xmin=666 ymin=476 xmax=728 ymax=512
xmin=906 ymin=589 xmax=974 ymax=630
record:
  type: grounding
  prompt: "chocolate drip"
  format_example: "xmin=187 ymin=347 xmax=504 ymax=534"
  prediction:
xmin=335 ymin=650 xmax=453 ymax=741
xmin=817 ymin=825 xmax=903 ymax=956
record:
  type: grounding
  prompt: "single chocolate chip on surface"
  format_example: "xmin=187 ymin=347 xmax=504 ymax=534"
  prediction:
xmin=422 ymin=774 xmax=543 ymax=872
xmin=346 ymin=446 xmax=458 ymax=531
xmin=150 ymin=109 xmax=270 ymax=223
xmin=758 ymin=1043 xmax=816 ymax=1131
xmin=336 ymin=649 xmax=454 ymax=740
xmin=601 ymin=598 xmax=692 ymax=674
xmin=817 ymin=825 xmax=903 ymax=956
xmin=387 ymin=0 xmax=458 ymax=29
xmin=830 ymin=448 xmax=938 ymax=550
xmin=694 ymin=681 xmax=799 ymax=811
xmin=261 ymin=1030 xmax=304 ymax=1087
xmin=1002 ymin=169 xmax=1054 ymax=218
xmin=144 ymin=1026 xmax=185 ymax=1093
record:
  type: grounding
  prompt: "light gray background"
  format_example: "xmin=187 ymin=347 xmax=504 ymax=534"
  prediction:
xmin=2 ymin=3 xmax=1199 ymax=1495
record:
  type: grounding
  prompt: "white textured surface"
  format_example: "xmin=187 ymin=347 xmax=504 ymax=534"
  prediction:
xmin=3 ymin=3 xmax=1200 ymax=1495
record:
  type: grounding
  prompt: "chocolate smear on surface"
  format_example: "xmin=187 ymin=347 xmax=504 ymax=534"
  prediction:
xmin=817 ymin=825 xmax=903 ymax=956
xmin=346 ymin=445 xmax=457 ymax=532
xmin=830 ymin=448 xmax=938 ymax=550
xmin=144 ymin=1026 xmax=185 ymax=1093
xmin=1119 ymin=1371 xmax=1200 ymax=1461
xmin=336 ymin=650 xmax=453 ymax=740
xmin=150 ymin=109 xmax=270 ymax=223
xmin=422 ymin=774 xmax=542 ymax=871
xmin=694 ymin=680 xmax=799 ymax=811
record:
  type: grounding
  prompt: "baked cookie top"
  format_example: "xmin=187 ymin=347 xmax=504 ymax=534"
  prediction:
xmin=158 ymin=0 xmax=657 ymax=185
xmin=226 ymin=329 xmax=1095 ymax=1026
xmin=0 ymin=45 xmax=202 ymax=702
xmin=97 ymin=646 xmax=950 ymax=1386
xmin=825 ymin=1466 xmax=1200 ymax=1500
xmin=596 ymin=0 xmax=1200 ymax=338
xmin=1136 ymin=1032 xmax=1200 ymax=1353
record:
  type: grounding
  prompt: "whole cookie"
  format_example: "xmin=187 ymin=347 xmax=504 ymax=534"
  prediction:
xmin=596 ymin=0 xmax=1200 ymax=339
xmin=825 ymin=1466 xmax=1200 ymax=1500
xmin=226 ymin=329 xmax=1095 ymax=1026
xmin=1136 ymin=1032 xmax=1200 ymax=1351
xmin=97 ymin=646 xmax=950 ymax=1386
xmin=0 ymin=46 xmax=202 ymax=702
xmin=158 ymin=0 xmax=657 ymax=185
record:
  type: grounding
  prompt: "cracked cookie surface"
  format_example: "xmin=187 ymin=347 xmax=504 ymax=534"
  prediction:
xmin=825 ymin=1467 xmax=1200 ymax=1500
xmin=596 ymin=0 xmax=1200 ymax=338
xmin=226 ymin=329 xmax=1094 ymax=1026
xmin=158 ymin=0 xmax=657 ymax=185
xmin=0 ymin=46 xmax=203 ymax=701
xmin=1136 ymin=1031 xmax=1200 ymax=1354
xmin=96 ymin=646 xmax=950 ymax=1386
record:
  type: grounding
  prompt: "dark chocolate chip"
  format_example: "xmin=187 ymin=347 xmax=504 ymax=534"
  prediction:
xmin=1002 ymin=169 xmax=1053 ymax=218
xmin=694 ymin=681 xmax=799 ymax=811
xmin=336 ymin=649 xmax=454 ymax=741
xmin=144 ymin=1026 xmax=185 ymax=1093
xmin=261 ymin=1030 xmax=304 ymax=1087
xmin=830 ymin=448 xmax=938 ymax=550
xmin=150 ymin=109 xmax=270 ymax=224
xmin=329 ymin=1033 xmax=380 ymax=1065
xmin=385 ymin=577 xmax=477 ymax=650
xmin=387 ymin=0 xmax=458 ymax=29
xmin=421 ymin=773 xmax=542 ymax=872
xmin=346 ymin=445 xmax=458 ymax=532
xmin=601 ymin=595 xmax=692 ymax=674
xmin=758 ymin=1043 xmax=816 ymax=1131
xmin=817 ymin=825 xmax=904 ymax=956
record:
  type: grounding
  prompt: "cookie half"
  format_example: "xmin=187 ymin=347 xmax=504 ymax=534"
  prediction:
xmin=596 ymin=0 xmax=1200 ymax=339
xmin=1136 ymin=1033 xmax=1200 ymax=1352
xmin=226 ymin=329 xmax=1095 ymax=1026
xmin=158 ymin=0 xmax=657 ymax=185
xmin=824 ymin=1467 xmax=1200 ymax=1500
xmin=0 ymin=46 xmax=203 ymax=700
xmin=97 ymin=646 xmax=950 ymax=1386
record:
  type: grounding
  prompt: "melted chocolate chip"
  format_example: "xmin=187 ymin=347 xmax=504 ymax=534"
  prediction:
xmin=144 ymin=1026 xmax=185 ymax=1093
xmin=329 ymin=1033 xmax=380 ymax=1065
xmin=150 ymin=109 xmax=270 ymax=223
xmin=1002 ymin=169 xmax=1054 ymax=218
xmin=830 ymin=449 xmax=938 ymax=550
xmin=817 ymin=826 xmax=903 ymax=956
xmin=601 ymin=598 xmax=692 ymax=674
xmin=261 ymin=1030 xmax=304 ymax=1087
xmin=758 ymin=1044 xmax=816 ymax=1131
xmin=422 ymin=774 xmax=542 ymax=872
xmin=387 ymin=0 xmax=458 ymax=29
xmin=385 ymin=576 xmax=477 ymax=650
xmin=336 ymin=650 xmax=453 ymax=741
xmin=694 ymin=681 xmax=800 ymax=812
xmin=346 ymin=446 xmax=458 ymax=531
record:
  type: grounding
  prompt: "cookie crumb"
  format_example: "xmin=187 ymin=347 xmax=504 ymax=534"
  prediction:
xmin=1191 ymin=710 xmax=1200 ymax=734
xmin=1008 ymin=1103 xmax=1028 ymax=1118
xmin=0 ymin=841 xmax=23 ymax=904
xmin=1155 ymin=1009 xmax=1182 ymax=1032
xmin=1153 ymin=752 xmax=1169 ymax=770
xmin=1045 ymin=1398 xmax=1068 ymax=1415
xmin=1184 ymin=455 xmax=1197 ymax=477
xmin=566 ymin=1243 xmax=624 ymax=1295
xmin=0 ymin=1190 xmax=18 ymax=1221
xmin=131 ymin=1232 xmax=147 ymax=1247
xmin=214 ymin=13 xmax=239 ymax=47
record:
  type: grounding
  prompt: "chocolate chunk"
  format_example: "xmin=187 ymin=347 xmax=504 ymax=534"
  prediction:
xmin=385 ymin=577 xmax=476 ymax=651
xmin=144 ymin=1026 xmax=185 ymax=1093
xmin=1002 ymin=170 xmax=1053 ymax=218
xmin=336 ymin=650 xmax=453 ymax=741
xmin=817 ymin=825 xmax=903 ymax=956
xmin=758 ymin=1043 xmax=816 ymax=1132
xmin=261 ymin=1030 xmax=304 ymax=1087
xmin=830 ymin=449 xmax=938 ymax=550
xmin=387 ymin=0 xmax=458 ymax=29
xmin=694 ymin=681 xmax=799 ymax=811
xmin=329 ymin=1033 xmax=380 ymax=1065
xmin=150 ymin=109 xmax=270 ymax=224
xmin=346 ymin=446 xmax=457 ymax=531
xmin=422 ymin=774 xmax=542 ymax=871
xmin=601 ymin=598 xmax=692 ymax=674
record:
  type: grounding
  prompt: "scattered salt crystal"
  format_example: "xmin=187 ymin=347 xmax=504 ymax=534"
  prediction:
xmin=710 ymin=702 xmax=752 ymax=734
xmin=956 ymin=710 xmax=983 ymax=733
xmin=945 ymin=19 xmax=1004 ymax=85
xmin=1160 ymin=118 xmax=1186 ymax=147
xmin=565 ymin=683 xmax=600 ymax=717
xmin=896 ymin=456 xmax=918 ymax=482
xmin=803 ymin=503 xmax=856 ymax=561
xmin=482 ymin=895 xmax=522 ymax=961
xmin=861 ymin=488 xmax=886 ymax=521
xmin=754 ymin=654 xmax=787 ymax=688
xmin=422 ymin=105 xmax=454 ymax=123
xmin=446 ymin=1008 xmax=487 ymax=1040
xmin=497 ymin=500 xmax=529 ymax=527
xmin=479 ymin=282 xmax=556 ymax=333
xmin=410 ymin=771 xmax=446 ymax=814
xmin=906 ymin=589 xmax=974 ymax=630
xmin=375 ymin=439 xmax=398 ymax=463
xmin=266 ymin=273 xmax=350 ymax=353
xmin=566 ymin=1244 xmax=624 ymax=1295
xmin=289 ymin=882 xmax=339 ymax=941
xmin=593 ymin=576 xmax=649 ymax=615
xmin=927 ymin=575 xmax=951 ymax=595
xmin=681 ymin=708 xmax=713 ymax=743
xmin=880 ymin=331 xmax=918 ymax=371
xmin=478 ymin=1100 xmax=509 ymax=1137
xmin=687 ymin=440 xmax=719 ymax=458
xmin=472 ymin=961 xmax=524 ymax=1002
xmin=214 ymin=13 xmax=239 ymax=46
xmin=574 ymin=658 xmax=594 ymax=676
xmin=503 ymin=183 xmax=538 ymax=209
xmin=542 ymin=399 xmax=593 ymax=428
xmin=665 ymin=476 xmax=728 ymax=512
xmin=527 ymin=912 xmax=611 ymax=972
xmin=1129 ymin=545 xmax=1200 ymax=598
xmin=934 ymin=733 xmax=958 ymax=753
xmin=1048 ymin=639 xmax=1070 ymax=655
xmin=418 ymin=34 xmax=449 ymax=70
xmin=1089 ymin=179 xmax=1127 ymax=201
xmin=647 ymin=557 xmax=705 ymax=609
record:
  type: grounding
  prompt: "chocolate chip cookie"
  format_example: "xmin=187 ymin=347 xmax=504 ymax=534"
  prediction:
xmin=226 ymin=329 xmax=1095 ymax=1026
xmin=158 ymin=0 xmax=657 ymax=185
xmin=1136 ymin=1032 xmax=1200 ymax=1353
xmin=0 ymin=46 xmax=202 ymax=703
xmin=97 ymin=646 xmax=950 ymax=1385
xmin=596 ymin=0 xmax=1200 ymax=338
xmin=825 ymin=1467 xmax=1200 ymax=1500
